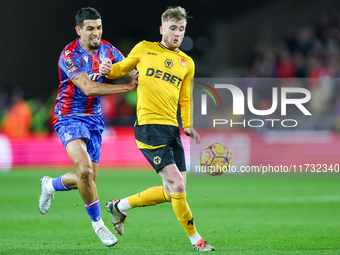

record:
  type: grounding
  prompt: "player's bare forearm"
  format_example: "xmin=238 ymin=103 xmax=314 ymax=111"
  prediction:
xmin=72 ymin=72 xmax=139 ymax=96
xmin=124 ymin=69 xmax=137 ymax=81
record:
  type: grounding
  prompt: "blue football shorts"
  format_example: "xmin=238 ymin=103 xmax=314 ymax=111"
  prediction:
xmin=134 ymin=124 xmax=186 ymax=172
xmin=54 ymin=115 xmax=104 ymax=163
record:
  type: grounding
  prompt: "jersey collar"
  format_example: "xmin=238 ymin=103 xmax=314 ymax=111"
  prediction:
xmin=157 ymin=42 xmax=180 ymax=53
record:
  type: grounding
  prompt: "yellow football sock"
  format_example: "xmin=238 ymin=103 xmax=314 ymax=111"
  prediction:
xmin=171 ymin=192 xmax=197 ymax=236
xmin=128 ymin=186 xmax=171 ymax=208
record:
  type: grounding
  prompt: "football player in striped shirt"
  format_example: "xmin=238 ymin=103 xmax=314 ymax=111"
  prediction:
xmin=38 ymin=7 xmax=138 ymax=247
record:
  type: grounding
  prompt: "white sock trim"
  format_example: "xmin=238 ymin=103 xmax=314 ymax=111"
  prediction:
xmin=117 ymin=198 xmax=132 ymax=214
xmin=188 ymin=232 xmax=202 ymax=245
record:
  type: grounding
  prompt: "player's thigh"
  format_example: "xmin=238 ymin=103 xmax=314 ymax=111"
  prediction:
xmin=159 ymin=164 xmax=185 ymax=193
xmin=66 ymin=138 xmax=92 ymax=172
xmin=181 ymin=171 xmax=186 ymax=186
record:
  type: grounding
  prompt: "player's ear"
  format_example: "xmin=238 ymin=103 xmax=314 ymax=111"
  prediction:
xmin=160 ymin=26 xmax=163 ymax=36
xmin=75 ymin=26 xmax=82 ymax=37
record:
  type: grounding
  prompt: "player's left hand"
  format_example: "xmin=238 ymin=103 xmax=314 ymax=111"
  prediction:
xmin=127 ymin=70 xmax=139 ymax=91
xmin=99 ymin=58 xmax=112 ymax=75
xmin=184 ymin=127 xmax=201 ymax=144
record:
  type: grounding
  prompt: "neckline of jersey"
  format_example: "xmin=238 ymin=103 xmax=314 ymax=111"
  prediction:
xmin=157 ymin=42 xmax=180 ymax=53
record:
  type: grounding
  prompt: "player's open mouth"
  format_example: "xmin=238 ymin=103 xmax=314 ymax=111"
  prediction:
xmin=91 ymin=38 xmax=99 ymax=44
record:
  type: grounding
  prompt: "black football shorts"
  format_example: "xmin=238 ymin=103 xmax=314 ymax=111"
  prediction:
xmin=134 ymin=124 xmax=186 ymax=172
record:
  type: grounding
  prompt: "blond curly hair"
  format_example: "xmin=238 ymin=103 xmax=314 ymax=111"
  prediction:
xmin=161 ymin=6 xmax=189 ymax=24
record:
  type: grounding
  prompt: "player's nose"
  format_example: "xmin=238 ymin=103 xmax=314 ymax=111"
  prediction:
xmin=93 ymin=28 xmax=100 ymax=36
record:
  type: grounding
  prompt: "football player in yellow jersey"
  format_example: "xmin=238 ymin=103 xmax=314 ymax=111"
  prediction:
xmin=100 ymin=6 xmax=215 ymax=252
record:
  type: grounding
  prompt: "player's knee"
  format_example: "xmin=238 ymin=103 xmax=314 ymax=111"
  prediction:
xmin=77 ymin=166 xmax=93 ymax=182
xmin=171 ymin=181 xmax=185 ymax=194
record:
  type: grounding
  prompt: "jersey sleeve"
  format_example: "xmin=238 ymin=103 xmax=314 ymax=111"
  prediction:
xmin=179 ymin=59 xmax=195 ymax=129
xmin=112 ymin=47 xmax=125 ymax=63
xmin=59 ymin=50 xmax=85 ymax=80
xmin=106 ymin=41 xmax=143 ymax=79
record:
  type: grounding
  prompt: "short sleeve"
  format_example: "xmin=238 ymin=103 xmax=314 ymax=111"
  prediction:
xmin=59 ymin=50 xmax=85 ymax=80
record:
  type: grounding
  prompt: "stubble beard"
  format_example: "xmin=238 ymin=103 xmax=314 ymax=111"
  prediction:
xmin=89 ymin=42 xmax=100 ymax=50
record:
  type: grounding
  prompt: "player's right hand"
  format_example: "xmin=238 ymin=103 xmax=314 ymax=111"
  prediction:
xmin=184 ymin=127 xmax=201 ymax=144
xmin=99 ymin=58 xmax=112 ymax=75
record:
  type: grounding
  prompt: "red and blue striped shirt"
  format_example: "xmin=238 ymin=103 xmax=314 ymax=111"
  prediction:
xmin=53 ymin=38 xmax=124 ymax=124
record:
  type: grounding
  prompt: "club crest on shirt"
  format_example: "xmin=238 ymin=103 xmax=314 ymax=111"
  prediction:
xmin=99 ymin=53 xmax=106 ymax=61
xmin=164 ymin=59 xmax=173 ymax=68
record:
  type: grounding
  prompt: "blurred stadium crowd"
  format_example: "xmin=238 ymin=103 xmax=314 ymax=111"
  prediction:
xmin=2 ymin=8 xmax=340 ymax=137
xmin=242 ymin=9 xmax=340 ymax=131
xmin=248 ymin=11 xmax=340 ymax=79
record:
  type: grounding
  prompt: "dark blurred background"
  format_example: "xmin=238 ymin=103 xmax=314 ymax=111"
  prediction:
xmin=1 ymin=0 xmax=340 ymax=135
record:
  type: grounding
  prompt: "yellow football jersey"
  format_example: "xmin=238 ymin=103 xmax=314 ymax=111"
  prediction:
xmin=106 ymin=40 xmax=194 ymax=128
